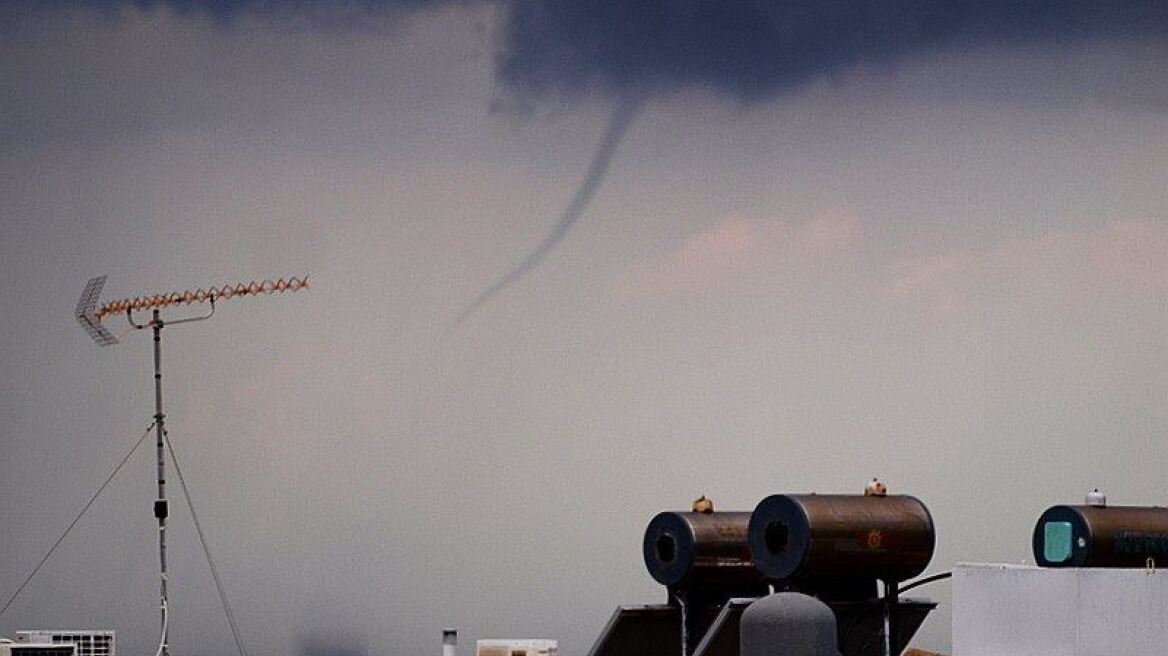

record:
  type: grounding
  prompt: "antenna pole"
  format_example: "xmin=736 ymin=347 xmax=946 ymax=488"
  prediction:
xmin=75 ymin=273 xmax=307 ymax=655
xmin=152 ymin=309 xmax=170 ymax=656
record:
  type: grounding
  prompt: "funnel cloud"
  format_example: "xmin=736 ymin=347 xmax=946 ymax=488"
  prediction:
xmin=451 ymin=95 xmax=641 ymax=326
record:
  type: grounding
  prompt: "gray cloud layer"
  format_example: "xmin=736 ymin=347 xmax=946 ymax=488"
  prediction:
xmin=22 ymin=1 xmax=1168 ymax=103
xmin=17 ymin=1 xmax=1166 ymax=320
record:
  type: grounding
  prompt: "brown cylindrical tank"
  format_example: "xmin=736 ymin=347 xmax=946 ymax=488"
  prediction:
xmin=642 ymin=511 xmax=764 ymax=588
xmin=1033 ymin=505 xmax=1168 ymax=567
xmin=748 ymin=494 xmax=935 ymax=583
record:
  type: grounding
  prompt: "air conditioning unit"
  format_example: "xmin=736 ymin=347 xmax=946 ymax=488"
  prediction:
xmin=0 ymin=642 xmax=76 ymax=656
xmin=475 ymin=639 xmax=557 ymax=656
xmin=14 ymin=631 xmax=113 ymax=656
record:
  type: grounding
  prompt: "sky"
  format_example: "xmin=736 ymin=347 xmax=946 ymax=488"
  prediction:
xmin=1 ymin=2 xmax=1167 ymax=655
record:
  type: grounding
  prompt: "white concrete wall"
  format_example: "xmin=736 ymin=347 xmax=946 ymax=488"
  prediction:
xmin=952 ymin=563 xmax=1168 ymax=656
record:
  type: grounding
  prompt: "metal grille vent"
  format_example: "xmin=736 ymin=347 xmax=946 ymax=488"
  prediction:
xmin=15 ymin=632 xmax=113 ymax=656
xmin=10 ymin=647 xmax=76 ymax=656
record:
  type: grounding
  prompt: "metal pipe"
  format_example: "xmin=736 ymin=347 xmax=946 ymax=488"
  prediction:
xmin=882 ymin=580 xmax=899 ymax=656
xmin=152 ymin=309 xmax=170 ymax=656
xmin=442 ymin=628 xmax=457 ymax=656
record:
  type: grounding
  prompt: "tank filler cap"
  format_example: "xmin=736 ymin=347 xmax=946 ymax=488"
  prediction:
xmin=692 ymin=495 xmax=714 ymax=513
xmin=864 ymin=478 xmax=888 ymax=497
xmin=1086 ymin=488 xmax=1106 ymax=507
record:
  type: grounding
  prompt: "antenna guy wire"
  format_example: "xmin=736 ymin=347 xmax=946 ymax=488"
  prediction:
xmin=0 ymin=422 xmax=156 ymax=619
xmin=163 ymin=429 xmax=247 ymax=656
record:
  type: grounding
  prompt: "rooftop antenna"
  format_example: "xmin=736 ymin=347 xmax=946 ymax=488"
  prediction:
xmin=75 ymin=274 xmax=309 ymax=656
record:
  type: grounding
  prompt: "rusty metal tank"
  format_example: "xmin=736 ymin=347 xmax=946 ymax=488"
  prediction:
xmin=748 ymin=494 xmax=935 ymax=583
xmin=642 ymin=511 xmax=764 ymax=589
xmin=1033 ymin=504 xmax=1168 ymax=567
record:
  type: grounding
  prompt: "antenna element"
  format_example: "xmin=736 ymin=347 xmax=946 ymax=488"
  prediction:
xmin=76 ymin=275 xmax=119 ymax=346
xmin=96 ymin=276 xmax=309 ymax=320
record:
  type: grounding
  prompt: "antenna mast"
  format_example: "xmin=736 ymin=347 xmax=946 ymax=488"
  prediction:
xmin=75 ymin=275 xmax=308 ymax=656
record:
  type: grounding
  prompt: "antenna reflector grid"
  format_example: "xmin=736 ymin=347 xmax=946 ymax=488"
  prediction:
xmin=75 ymin=275 xmax=119 ymax=347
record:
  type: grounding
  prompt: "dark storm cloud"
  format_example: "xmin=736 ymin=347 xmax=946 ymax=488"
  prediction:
xmin=25 ymin=0 xmax=463 ymax=21
xmin=453 ymin=0 xmax=1164 ymax=321
xmin=25 ymin=1 xmax=1168 ymax=101
xmin=494 ymin=0 xmax=1168 ymax=101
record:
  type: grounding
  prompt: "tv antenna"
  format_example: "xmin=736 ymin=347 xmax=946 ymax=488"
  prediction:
xmin=74 ymin=274 xmax=309 ymax=656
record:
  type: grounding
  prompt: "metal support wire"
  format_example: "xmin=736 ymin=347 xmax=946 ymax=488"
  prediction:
xmin=163 ymin=429 xmax=247 ymax=656
xmin=0 ymin=422 xmax=156 ymax=619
